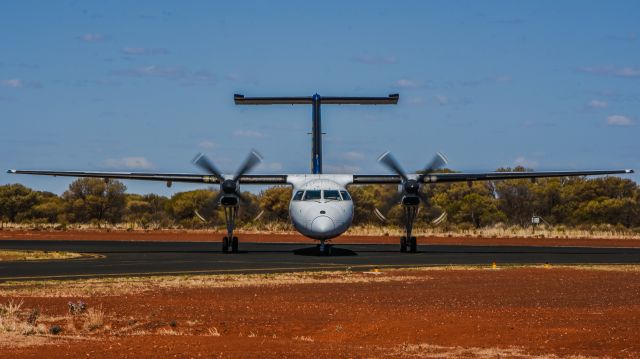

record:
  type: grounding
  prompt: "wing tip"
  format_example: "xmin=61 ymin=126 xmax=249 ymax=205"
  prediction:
xmin=626 ymin=169 xmax=635 ymax=174
xmin=7 ymin=169 xmax=16 ymax=174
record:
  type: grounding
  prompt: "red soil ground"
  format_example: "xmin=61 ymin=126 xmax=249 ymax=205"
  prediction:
xmin=2 ymin=267 xmax=640 ymax=358
xmin=2 ymin=229 xmax=640 ymax=248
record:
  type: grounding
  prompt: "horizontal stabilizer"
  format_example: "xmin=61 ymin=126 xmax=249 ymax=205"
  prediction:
xmin=234 ymin=94 xmax=399 ymax=105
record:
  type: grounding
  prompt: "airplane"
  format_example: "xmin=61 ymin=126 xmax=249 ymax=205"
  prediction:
xmin=8 ymin=93 xmax=634 ymax=254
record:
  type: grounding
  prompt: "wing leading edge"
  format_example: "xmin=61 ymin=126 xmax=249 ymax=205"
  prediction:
xmin=352 ymin=169 xmax=634 ymax=185
xmin=6 ymin=169 xmax=288 ymax=185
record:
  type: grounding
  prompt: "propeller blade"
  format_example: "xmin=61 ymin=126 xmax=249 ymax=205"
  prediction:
xmin=432 ymin=211 xmax=448 ymax=225
xmin=194 ymin=210 xmax=207 ymax=223
xmin=373 ymin=208 xmax=388 ymax=222
xmin=378 ymin=151 xmax=408 ymax=182
xmin=192 ymin=153 xmax=224 ymax=182
xmin=423 ymin=152 xmax=449 ymax=174
xmin=233 ymin=149 xmax=263 ymax=182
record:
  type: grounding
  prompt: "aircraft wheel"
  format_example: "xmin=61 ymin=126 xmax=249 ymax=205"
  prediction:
xmin=231 ymin=236 xmax=239 ymax=253
xmin=325 ymin=245 xmax=332 ymax=256
xmin=400 ymin=236 xmax=407 ymax=252
xmin=409 ymin=236 xmax=417 ymax=253
xmin=222 ymin=236 xmax=229 ymax=252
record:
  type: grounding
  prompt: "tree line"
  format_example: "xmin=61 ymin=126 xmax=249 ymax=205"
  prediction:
xmin=1 ymin=167 xmax=638 ymax=230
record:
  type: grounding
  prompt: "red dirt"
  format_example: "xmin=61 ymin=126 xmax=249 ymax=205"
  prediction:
xmin=2 ymin=268 xmax=640 ymax=358
xmin=2 ymin=229 xmax=640 ymax=248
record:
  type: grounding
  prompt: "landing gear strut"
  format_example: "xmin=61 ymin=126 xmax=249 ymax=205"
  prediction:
xmin=317 ymin=240 xmax=332 ymax=256
xmin=222 ymin=206 xmax=239 ymax=253
xmin=401 ymin=205 xmax=418 ymax=253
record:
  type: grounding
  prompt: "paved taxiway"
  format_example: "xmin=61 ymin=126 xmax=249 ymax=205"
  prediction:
xmin=1 ymin=240 xmax=639 ymax=281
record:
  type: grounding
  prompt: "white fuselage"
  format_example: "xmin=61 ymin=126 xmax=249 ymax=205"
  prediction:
xmin=287 ymin=175 xmax=354 ymax=240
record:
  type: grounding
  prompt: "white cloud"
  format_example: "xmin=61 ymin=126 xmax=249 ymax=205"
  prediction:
xmin=606 ymin=115 xmax=633 ymax=126
xmin=104 ymin=157 xmax=154 ymax=170
xmin=234 ymin=129 xmax=264 ymax=138
xmin=0 ymin=79 xmax=23 ymax=88
xmin=0 ymin=79 xmax=41 ymax=89
xmin=617 ymin=67 xmax=640 ymax=77
xmin=111 ymin=65 xmax=215 ymax=85
xmin=121 ymin=47 xmax=171 ymax=55
xmin=494 ymin=75 xmax=512 ymax=83
xmin=112 ymin=65 xmax=186 ymax=79
xmin=406 ymin=96 xmax=425 ymax=105
xmin=258 ymin=162 xmax=283 ymax=171
xmin=579 ymin=65 xmax=640 ymax=78
xmin=514 ymin=156 xmax=538 ymax=168
xmin=198 ymin=140 xmax=217 ymax=150
xmin=393 ymin=79 xmax=419 ymax=88
xmin=79 ymin=33 xmax=105 ymax=42
xmin=587 ymin=99 xmax=608 ymax=109
xmin=342 ymin=151 xmax=365 ymax=161
xmin=435 ymin=95 xmax=448 ymax=105
xmin=353 ymin=54 xmax=398 ymax=65
xmin=325 ymin=164 xmax=361 ymax=173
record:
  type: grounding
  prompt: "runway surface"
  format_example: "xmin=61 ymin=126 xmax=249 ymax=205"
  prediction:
xmin=1 ymin=240 xmax=640 ymax=281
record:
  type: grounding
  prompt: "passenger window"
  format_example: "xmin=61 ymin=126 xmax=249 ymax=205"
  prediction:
xmin=323 ymin=190 xmax=341 ymax=201
xmin=304 ymin=190 xmax=321 ymax=201
xmin=292 ymin=191 xmax=304 ymax=201
xmin=340 ymin=190 xmax=352 ymax=201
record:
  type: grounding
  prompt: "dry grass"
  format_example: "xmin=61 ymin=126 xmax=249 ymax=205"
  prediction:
xmin=0 ymin=250 xmax=83 ymax=262
xmin=0 ymin=270 xmax=426 ymax=298
xmin=345 ymin=223 xmax=640 ymax=240
xmin=2 ymin=222 xmax=639 ymax=239
xmin=293 ymin=335 xmax=314 ymax=343
xmin=0 ymin=300 xmax=51 ymax=348
xmin=82 ymin=307 xmax=104 ymax=332
xmin=206 ymin=327 xmax=221 ymax=337
xmin=390 ymin=342 xmax=595 ymax=358
xmin=2 ymin=265 xmax=640 ymax=298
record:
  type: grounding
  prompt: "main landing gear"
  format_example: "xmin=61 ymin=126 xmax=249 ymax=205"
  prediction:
xmin=400 ymin=205 xmax=418 ymax=253
xmin=222 ymin=205 xmax=239 ymax=253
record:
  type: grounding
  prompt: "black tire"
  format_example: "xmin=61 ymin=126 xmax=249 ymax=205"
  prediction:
xmin=409 ymin=236 xmax=417 ymax=253
xmin=400 ymin=236 xmax=407 ymax=252
xmin=232 ymin=236 xmax=239 ymax=253
xmin=325 ymin=245 xmax=332 ymax=256
xmin=222 ymin=236 xmax=229 ymax=252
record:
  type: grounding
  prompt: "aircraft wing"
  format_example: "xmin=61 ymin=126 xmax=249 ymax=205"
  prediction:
xmin=352 ymin=169 xmax=634 ymax=185
xmin=6 ymin=169 xmax=288 ymax=185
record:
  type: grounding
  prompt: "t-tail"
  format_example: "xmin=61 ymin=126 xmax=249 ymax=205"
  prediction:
xmin=234 ymin=93 xmax=399 ymax=174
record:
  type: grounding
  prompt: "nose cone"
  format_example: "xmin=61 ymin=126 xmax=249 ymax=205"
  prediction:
xmin=311 ymin=216 xmax=335 ymax=233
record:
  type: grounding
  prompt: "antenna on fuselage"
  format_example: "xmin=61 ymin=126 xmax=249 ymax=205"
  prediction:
xmin=234 ymin=93 xmax=399 ymax=174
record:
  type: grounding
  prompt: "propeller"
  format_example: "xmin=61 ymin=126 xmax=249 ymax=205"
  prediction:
xmin=377 ymin=151 xmax=448 ymax=206
xmin=192 ymin=150 xmax=263 ymax=207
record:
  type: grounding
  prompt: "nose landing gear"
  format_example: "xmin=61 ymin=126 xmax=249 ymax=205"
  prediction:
xmin=317 ymin=240 xmax=332 ymax=256
xmin=401 ymin=205 xmax=418 ymax=253
xmin=222 ymin=206 xmax=239 ymax=253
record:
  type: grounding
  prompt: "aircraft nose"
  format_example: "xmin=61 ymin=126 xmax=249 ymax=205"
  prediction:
xmin=311 ymin=216 xmax=335 ymax=233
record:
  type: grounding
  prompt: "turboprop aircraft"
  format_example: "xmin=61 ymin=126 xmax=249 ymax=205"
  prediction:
xmin=8 ymin=93 xmax=634 ymax=254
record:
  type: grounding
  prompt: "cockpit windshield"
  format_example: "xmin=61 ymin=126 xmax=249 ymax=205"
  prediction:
xmin=303 ymin=190 xmax=321 ymax=201
xmin=292 ymin=191 xmax=304 ymax=201
xmin=340 ymin=190 xmax=352 ymax=201
xmin=323 ymin=190 xmax=341 ymax=201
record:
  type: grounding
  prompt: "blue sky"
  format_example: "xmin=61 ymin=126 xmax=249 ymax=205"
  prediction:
xmin=1 ymin=1 xmax=638 ymax=195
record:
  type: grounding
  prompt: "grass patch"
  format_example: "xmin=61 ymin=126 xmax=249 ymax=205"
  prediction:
xmin=1 ymin=264 xmax=639 ymax=298
xmin=0 ymin=250 xmax=83 ymax=262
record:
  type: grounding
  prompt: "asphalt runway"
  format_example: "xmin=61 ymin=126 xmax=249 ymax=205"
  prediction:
xmin=1 ymin=240 xmax=640 ymax=281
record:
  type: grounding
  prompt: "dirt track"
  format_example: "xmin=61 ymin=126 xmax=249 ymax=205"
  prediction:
xmin=2 ymin=267 xmax=640 ymax=358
